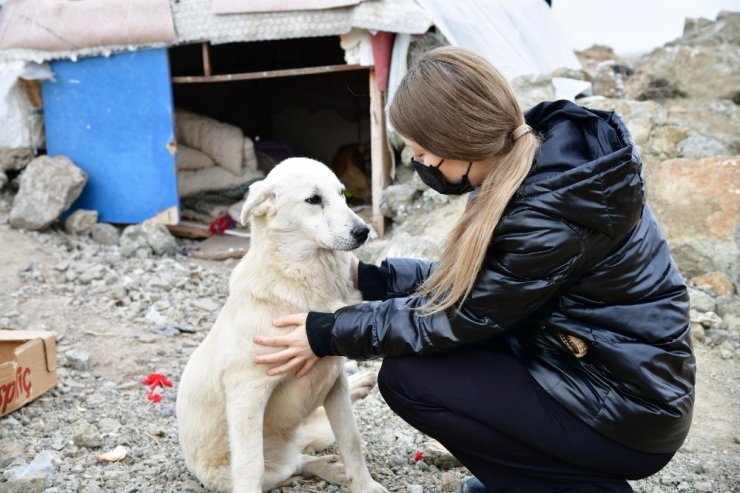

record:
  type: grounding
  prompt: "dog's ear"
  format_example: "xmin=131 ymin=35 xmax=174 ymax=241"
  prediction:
xmin=240 ymin=180 xmax=274 ymax=225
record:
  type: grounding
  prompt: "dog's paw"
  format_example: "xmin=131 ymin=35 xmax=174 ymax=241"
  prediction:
xmin=350 ymin=479 xmax=388 ymax=493
xmin=348 ymin=370 xmax=377 ymax=403
xmin=301 ymin=455 xmax=348 ymax=485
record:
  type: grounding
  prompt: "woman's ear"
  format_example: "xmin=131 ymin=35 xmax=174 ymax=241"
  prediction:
xmin=240 ymin=180 xmax=274 ymax=225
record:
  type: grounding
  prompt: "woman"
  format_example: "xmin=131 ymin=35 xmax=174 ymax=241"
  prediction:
xmin=253 ymin=47 xmax=695 ymax=493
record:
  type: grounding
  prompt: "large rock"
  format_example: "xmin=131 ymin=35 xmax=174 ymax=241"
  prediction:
xmin=668 ymin=11 xmax=740 ymax=47
xmin=625 ymin=45 xmax=740 ymax=102
xmin=583 ymin=97 xmax=739 ymax=160
xmin=579 ymin=97 xmax=667 ymax=148
xmin=9 ymin=155 xmax=87 ymax=230
xmin=645 ymin=156 xmax=739 ymax=288
xmin=120 ymin=222 xmax=177 ymax=257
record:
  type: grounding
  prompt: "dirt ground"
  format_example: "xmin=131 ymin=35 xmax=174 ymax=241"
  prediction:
xmin=1 ymin=224 xmax=739 ymax=491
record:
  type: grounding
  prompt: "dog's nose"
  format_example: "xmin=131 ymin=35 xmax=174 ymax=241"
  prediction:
xmin=351 ymin=224 xmax=370 ymax=243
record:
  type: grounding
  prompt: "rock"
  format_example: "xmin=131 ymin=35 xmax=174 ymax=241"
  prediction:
xmin=407 ymin=485 xmax=423 ymax=493
xmin=141 ymin=222 xmax=177 ymax=256
xmin=511 ymin=73 xmax=555 ymax=111
xmin=63 ymin=349 xmax=91 ymax=370
xmin=644 ymin=157 xmax=739 ymax=288
xmin=90 ymin=223 xmax=120 ymax=246
xmin=720 ymin=314 xmax=740 ymax=333
xmin=64 ymin=209 xmax=98 ymax=235
xmin=0 ymin=171 xmax=7 ymax=191
xmin=690 ymin=310 xmax=722 ymax=330
xmin=690 ymin=272 xmax=735 ymax=296
xmin=715 ymin=295 xmax=740 ymax=318
xmin=669 ymin=11 xmax=740 ymax=47
xmin=120 ymin=223 xmax=177 ymax=257
xmin=688 ymin=287 xmax=718 ymax=313
xmin=661 ymin=99 xmax=740 ymax=159
xmin=9 ymin=155 xmax=88 ymax=230
xmin=577 ymin=98 xmax=666 ymax=148
xmin=380 ymin=184 xmax=422 ymax=223
xmin=0 ymin=148 xmax=34 ymax=172
xmin=73 ymin=423 xmax=102 ymax=449
xmin=690 ymin=323 xmax=705 ymax=343
xmin=2 ymin=450 xmax=55 ymax=492
xmin=421 ymin=440 xmax=462 ymax=470
xmin=626 ymin=45 xmax=740 ymax=101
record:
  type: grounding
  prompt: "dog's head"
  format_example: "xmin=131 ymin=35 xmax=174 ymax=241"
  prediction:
xmin=240 ymin=157 xmax=370 ymax=251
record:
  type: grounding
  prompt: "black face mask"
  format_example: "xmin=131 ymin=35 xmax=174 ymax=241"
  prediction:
xmin=412 ymin=158 xmax=475 ymax=195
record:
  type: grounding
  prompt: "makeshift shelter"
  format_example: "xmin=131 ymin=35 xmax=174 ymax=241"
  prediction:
xmin=0 ymin=0 xmax=578 ymax=235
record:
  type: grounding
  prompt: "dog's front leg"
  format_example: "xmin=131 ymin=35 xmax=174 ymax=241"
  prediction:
xmin=223 ymin=371 xmax=272 ymax=493
xmin=322 ymin=367 xmax=388 ymax=493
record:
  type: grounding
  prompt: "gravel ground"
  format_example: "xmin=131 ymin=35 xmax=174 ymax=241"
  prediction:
xmin=0 ymin=221 xmax=738 ymax=493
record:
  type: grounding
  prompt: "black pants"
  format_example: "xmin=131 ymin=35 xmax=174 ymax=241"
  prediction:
xmin=377 ymin=346 xmax=674 ymax=493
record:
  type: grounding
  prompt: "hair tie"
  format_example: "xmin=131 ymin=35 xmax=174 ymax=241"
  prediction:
xmin=511 ymin=124 xmax=532 ymax=141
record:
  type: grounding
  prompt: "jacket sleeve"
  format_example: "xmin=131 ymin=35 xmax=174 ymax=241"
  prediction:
xmin=308 ymin=209 xmax=585 ymax=360
xmin=357 ymin=258 xmax=437 ymax=301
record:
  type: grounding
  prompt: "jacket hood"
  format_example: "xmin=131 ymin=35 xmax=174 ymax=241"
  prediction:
xmin=520 ymin=100 xmax=645 ymax=238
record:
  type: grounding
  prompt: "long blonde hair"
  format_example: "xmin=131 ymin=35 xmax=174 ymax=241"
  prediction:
xmin=389 ymin=47 xmax=541 ymax=314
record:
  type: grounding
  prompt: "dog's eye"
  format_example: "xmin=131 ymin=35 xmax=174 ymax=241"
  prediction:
xmin=305 ymin=194 xmax=322 ymax=205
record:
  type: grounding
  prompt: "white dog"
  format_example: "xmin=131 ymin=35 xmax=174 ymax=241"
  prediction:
xmin=176 ymin=158 xmax=387 ymax=493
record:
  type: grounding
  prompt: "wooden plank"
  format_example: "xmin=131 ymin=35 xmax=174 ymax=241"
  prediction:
xmin=201 ymin=42 xmax=212 ymax=77
xmin=369 ymin=69 xmax=391 ymax=237
xmin=191 ymin=235 xmax=249 ymax=261
xmin=172 ymin=63 xmax=366 ymax=84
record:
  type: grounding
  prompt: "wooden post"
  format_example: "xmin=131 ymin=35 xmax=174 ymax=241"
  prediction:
xmin=369 ymin=69 xmax=391 ymax=237
xmin=201 ymin=42 xmax=212 ymax=77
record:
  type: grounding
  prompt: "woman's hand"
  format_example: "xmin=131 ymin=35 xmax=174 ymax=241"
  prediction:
xmin=253 ymin=313 xmax=320 ymax=378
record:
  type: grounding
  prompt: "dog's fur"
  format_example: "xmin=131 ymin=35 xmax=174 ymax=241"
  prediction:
xmin=176 ymin=158 xmax=387 ymax=493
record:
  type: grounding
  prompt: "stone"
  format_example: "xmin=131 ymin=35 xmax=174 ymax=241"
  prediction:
xmin=0 ymin=170 xmax=7 ymax=190
xmin=141 ymin=221 xmax=177 ymax=256
xmin=2 ymin=450 xmax=55 ymax=491
xmin=690 ymin=310 xmax=722 ymax=330
xmin=72 ymin=423 xmax=102 ymax=449
xmin=690 ymin=272 xmax=735 ymax=296
xmin=715 ymin=295 xmax=740 ymax=318
xmin=0 ymin=147 xmax=34 ymax=172
xmin=63 ymin=349 xmax=91 ymax=371
xmin=578 ymin=97 xmax=666 ymax=148
xmin=421 ymin=440 xmax=462 ymax=470
xmin=669 ymin=11 xmax=740 ymax=47
xmin=380 ymin=184 xmax=421 ymax=223
xmin=120 ymin=222 xmax=176 ymax=257
xmin=690 ymin=323 xmax=705 ymax=343
xmin=645 ymin=157 xmax=739 ymax=286
xmin=9 ymin=155 xmax=88 ymax=230
xmin=64 ymin=209 xmax=98 ymax=235
xmin=688 ymin=287 xmax=718 ymax=313
xmin=626 ymin=45 xmax=740 ymax=101
xmin=90 ymin=223 xmax=120 ymax=246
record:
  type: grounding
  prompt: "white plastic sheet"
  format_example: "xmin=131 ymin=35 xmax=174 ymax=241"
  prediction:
xmin=414 ymin=0 xmax=581 ymax=80
xmin=0 ymin=61 xmax=50 ymax=148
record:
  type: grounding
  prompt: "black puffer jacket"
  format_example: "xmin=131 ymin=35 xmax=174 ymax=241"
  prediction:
xmin=307 ymin=100 xmax=695 ymax=454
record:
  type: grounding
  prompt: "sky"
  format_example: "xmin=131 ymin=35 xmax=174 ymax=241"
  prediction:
xmin=550 ymin=0 xmax=739 ymax=55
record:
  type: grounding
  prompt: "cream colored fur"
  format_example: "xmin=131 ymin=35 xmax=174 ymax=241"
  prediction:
xmin=176 ymin=158 xmax=387 ymax=493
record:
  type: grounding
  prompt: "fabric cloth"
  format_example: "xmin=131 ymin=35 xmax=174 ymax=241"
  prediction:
xmin=0 ymin=0 xmax=176 ymax=51
xmin=305 ymin=100 xmax=695 ymax=454
xmin=378 ymin=346 xmax=674 ymax=492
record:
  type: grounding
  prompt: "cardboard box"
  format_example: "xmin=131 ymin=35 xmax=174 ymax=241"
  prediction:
xmin=0 ymin=330 xmax=57 ymax=417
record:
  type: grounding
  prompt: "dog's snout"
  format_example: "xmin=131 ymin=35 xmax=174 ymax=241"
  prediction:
xmin=351 ymin=224 xmax=370 ymax=243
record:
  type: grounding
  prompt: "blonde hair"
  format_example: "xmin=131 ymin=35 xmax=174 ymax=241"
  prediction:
xmin=389 ymin=47 xmax=541 ymax=314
